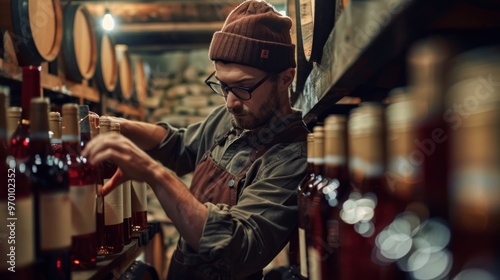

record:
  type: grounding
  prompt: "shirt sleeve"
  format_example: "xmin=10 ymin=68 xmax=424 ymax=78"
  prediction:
xmin=197 ymin=143 xmax=307 ymax=278
xmin=146 ymin=106 xmax=230 ymax=176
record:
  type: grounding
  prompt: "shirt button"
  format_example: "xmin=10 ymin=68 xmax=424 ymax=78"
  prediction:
xmin=228 ymin=179 xmax=235 ymax=188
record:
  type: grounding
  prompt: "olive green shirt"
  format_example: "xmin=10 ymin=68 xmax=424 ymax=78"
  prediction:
xmin=148 ymin=105 xmax=307 ymax=278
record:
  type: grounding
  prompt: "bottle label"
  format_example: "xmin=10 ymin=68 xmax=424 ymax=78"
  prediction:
xmin=40 ymin=191 xmax=71 ymax=249
xmin=131 ymin=181 xmax=147 ymax=212
xmin=96 ymin=184 xmax=104 ymax=214
xmin=123 ymin=181 xmax=132 ymax=218
xmin=325 ymin=155 xmax=346 ymax=165
xmin=0 ymin=196 xmax=35 ymax=268
xmin=104 ymin=179 xmax=123 ymax=225
xmin=308 ymin=246 xmax=321 ymax=280
xmin=298 ymin=228 xmax=309 ymax=278
xmin=451 ymin=169 xmax=500 ymax=230
xmin=70 ymin=184 xmax=97 ymax=235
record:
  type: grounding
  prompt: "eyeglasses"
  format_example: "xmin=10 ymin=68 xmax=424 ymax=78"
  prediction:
xmin=204 ymin=71 xmax=272 ymax=100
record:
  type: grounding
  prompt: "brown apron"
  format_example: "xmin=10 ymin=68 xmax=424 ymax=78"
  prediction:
xmin=167 ymin=123 xmax=308 ymax=280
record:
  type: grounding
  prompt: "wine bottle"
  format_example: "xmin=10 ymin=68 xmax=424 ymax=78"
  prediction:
xmin=90 ymin=114 xmax=109 ymax=256
xmin=48 ymin=111 xmax=63 ymax=159
xmin=6 ymin=106 xmax=21 ymax=140
xmin=3 ymin=67 xmax=42 ymax=279
xmin=79 ymin=105 xmax=91 ymax=149
xmin=99 ymin=116 xmax=124 ymax=254
xmin=307 ymin=126 xmax=329 ymax=280
xmin=1 ymin=89 xmax=36 ymax=279
xmin=409 ymin=38 xmax=454 ymax=221
xmin=446 ymin=46 xmax=500 ymax=280
xmin=110 ymin=123 xmax=132 ymax=245
xmin=29 ymin=98 xmax=71 ymax=280
xmin=296 ymin=132 xmax=315 ymax=279
xmin=62 ymin=104 xmax=97 ymax=270
xmin=131 ymin=180 xmax=148 ymax=231
xmin=10 ymin=66 xmax=42 ymax=160
xmin=342 ymin=103 xmax=402 ymax=279
xmin=310 ymin=115 xmax=349 ymax=280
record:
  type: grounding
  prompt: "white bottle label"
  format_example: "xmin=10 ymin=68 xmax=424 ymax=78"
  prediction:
xmin=70 ymin=184 xmax=97 ymax=235
xmin=123 ymin=181 xmax=132 ymax=219
xmin=104 ymin=179 xmax=123 ymax=225
xmin=0 ymin=196 xmax=35 ymax=268
xmin=308 ymin=246 xmax=322 ymax=280
xmin=298 ymin=228 xmax=309 ymax=278
xmin=40 ymin=191 xmax=71 ymax=250
xmin=131 ymin=181 xmax=147 ymax=212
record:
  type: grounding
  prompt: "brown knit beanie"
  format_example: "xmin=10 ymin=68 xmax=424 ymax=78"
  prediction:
xmin=209 ymin=0 xmax=296 ymax=73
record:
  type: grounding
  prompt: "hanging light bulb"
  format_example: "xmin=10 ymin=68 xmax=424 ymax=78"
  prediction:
xmin=102 ymin=8 xmax=115 ymax=31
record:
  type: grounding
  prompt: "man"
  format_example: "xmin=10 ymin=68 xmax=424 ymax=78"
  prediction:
xmin=83 ymin=1 xmax=308 ymax=279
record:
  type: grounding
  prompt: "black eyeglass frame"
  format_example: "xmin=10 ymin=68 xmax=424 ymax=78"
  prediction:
xmin=204 ymin=71 xmax=273 ymax=100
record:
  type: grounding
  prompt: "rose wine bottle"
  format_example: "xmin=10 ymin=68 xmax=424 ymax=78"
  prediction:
xmin=99 ymin=116 xmax=124 ymax=254
xmin=341 ymin=103 xmax=403 ymax=280
xmin=89 ymin=114 xmax=109 ymax=256
xmin=123 ymin=180 xmax=132 ymax=245
xmin=29 ymin=98 xmax=71 ymax=280
xmin=309 ymin=115 xmax=349 ymax=280
xmin=3 ymin=67 xmax=42 ymax=279
xmin=6 ymin=106 xmax=21 ymax=140
xmin=447 ymin=47 xmax=500 ymax=280
xmin=48 ymin=111 xmax=63 ymax=159
xmin=1 ymin=89 xmax=36 ymax=279
xmin=296 ymin=133 xmax=315 ymax=279
xmin=62 ymin=104 xmax=97 ymax=270
xmin=131 ymin=180 xmax=148 ymax=231
xmin=307 ymin=126 xmax=330 ymax=280
xmin=110 ymin=122 xmax=132 ymax=245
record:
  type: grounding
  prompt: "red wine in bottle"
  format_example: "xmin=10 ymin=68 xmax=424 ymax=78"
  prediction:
xmin=62 ymin=104 xmax=97 ymax=270
xmin=343 ymin=103 xmax=403 ymax=280
xmin=3 ymin=67 xmax=42 ymax=279
xmin=447 ymin=47 xmax=500 ymax=280
xmin=310 ymin=115 xmax=349 ymax=280
xmin=29 ymin=98 xmax=71 ymax=280
xmin=99 ymin=116 xmax=124 ymax=254
xmin=0 ymin=89 xmax=36 ymax=279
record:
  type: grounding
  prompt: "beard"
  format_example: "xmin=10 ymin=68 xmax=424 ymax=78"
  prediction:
xmin=229 ymin=84 xmax=282 ymax=130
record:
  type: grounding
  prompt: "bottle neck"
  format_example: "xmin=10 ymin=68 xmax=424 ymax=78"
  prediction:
xmin=21 ymin=66 xmax=42 ymax=121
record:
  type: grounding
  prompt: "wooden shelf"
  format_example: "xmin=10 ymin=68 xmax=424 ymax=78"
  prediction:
xmin=106 ymin=97 xmax=145 ymax=119
xmin=0 ymin=58 xmax=145 ymax=119
xmin=72 ymin=240 xmax=143 ymax=280
xmin=0 ymin=58 xmax=100 ymax=103
xmin=294 ymin=0 xmax=500 ymax=124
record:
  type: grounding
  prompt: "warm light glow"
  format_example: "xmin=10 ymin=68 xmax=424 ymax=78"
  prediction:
xmin=102 ymin=10 xmax=115 ymax=31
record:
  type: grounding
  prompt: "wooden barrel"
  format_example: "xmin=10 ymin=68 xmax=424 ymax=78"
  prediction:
xmin=134 ymin=58 xmax=149 ymax=104
xmin=114 ymin=44 xmax=135 ymax=103
xmin=61 ymin=4 xmax=97 ymax=82
xmin=0 ymin=0 xmax=63 ymax=66
xmin=94 ymin=32 xmax=118 ymax=95
xmin=297 ymin=0 xmax=336 ymax=63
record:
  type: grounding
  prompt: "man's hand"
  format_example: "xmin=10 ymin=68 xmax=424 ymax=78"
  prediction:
xmin=82 ymin=133 xmax=160 ymax=195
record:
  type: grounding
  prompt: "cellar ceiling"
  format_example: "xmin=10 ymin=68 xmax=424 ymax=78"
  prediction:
xmin=73 ymin=0 xmax=286 ymax=55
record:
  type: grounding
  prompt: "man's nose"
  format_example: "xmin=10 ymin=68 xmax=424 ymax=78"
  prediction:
xmin=225 ymin=91 xmax=242 ymax=110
